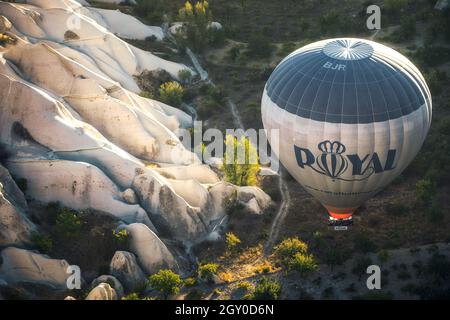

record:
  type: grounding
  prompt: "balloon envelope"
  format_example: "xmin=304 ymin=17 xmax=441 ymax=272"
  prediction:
xmin=261 ymin=38 xmax=432 ymax=221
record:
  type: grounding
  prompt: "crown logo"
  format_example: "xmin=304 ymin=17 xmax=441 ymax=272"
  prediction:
xmin=316 ymin=140 xmax=348 ymax=180
xmin=318 ymin=140 xmax=346 ymax=155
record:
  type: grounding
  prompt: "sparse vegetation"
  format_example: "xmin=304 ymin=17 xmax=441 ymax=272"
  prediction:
xmin=148 ymin=269 xmax=182 ymax=299
xmin=246 ymin=34 xmax=274 ymax=59
xmin=178 ymin=69 xmax=193 ymax=84
xmin=225 ymin=232 xmax=241 ymax=252
xmin=274 ymin=237 xmax=317 ymax=274
xmin=415 ymin=179 xmax=436 ymax=205
xmin=112 ymin=229 xmax=130 ymax=245
xmin=198 ymin=263 xmax=219 ymax=282
xmin=55 ymin=208 xmax=83 ymax=238
xmin=159 ymin=81 xmax=184 ymax=107
xmin=31 ymin=232 xmax=53 ymax=253
xmin=251 ymin=277 xmax=280 ymax=300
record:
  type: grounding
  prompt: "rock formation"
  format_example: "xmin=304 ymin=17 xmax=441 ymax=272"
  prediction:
xmin=0 ymin=0 xmax=272 ymax=299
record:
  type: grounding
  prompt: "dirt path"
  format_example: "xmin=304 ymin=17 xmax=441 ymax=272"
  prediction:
xmin=264 ymin=172 xmax=290 ymax=254
xmin=185 ymin=44 xmax=291 ymax=256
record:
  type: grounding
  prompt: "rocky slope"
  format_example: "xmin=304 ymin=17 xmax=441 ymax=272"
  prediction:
xmin=0 ymin=0 xmax=271 ymax=299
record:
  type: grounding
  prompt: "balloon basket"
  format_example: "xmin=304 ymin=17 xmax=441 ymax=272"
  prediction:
xmin=328 ymin=215 xmax=353 ymax=230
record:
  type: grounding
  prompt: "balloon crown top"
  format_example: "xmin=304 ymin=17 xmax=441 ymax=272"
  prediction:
xmin=322 ymin=39 xmax=373 ymax=61
xmin=318 ymin=140 xmax=346 ymax=154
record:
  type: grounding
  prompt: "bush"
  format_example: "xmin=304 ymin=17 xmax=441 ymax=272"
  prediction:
xmin=159 ymin=81 xmax=184 ymax=107
xmin=289 ymin=253 xmax=318 ymax=275
xmin=55 ymin=208 xmax=82 ymax=238
xmin=246 ymin=34 xmax=274 ymax=59
xmin=184 ymin=277 xmax=197 ymax=286
xmin=31 ymin=232 xmax=53 ymax=253
xmin=198 ymin=263 xmax=219 ymax=282
xmin=112 ymin=229 xmax=130 ymax=245
xmin=252 ymin=277 xmax=281 ymax=300
xmin=222 ymin=135 xmax=260 ymax=186
xmin=148 ymin=269 xmax=182 ymax=299
xmin=274 ymin=237 xmax=317 ymax=274
xmin=415 ymin=179 xmax=436 ymax=205
xmin=274 ymin=237 xmax=308 ymax=265
xmin=225 ymin=232 xmax=241 ymax=252
xmin=121 ymin=292 xmax=140 ymax=300
xmin=178 ymin=69 xmax=193 ymax=84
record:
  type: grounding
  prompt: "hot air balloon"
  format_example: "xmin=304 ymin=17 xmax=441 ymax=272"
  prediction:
xmin=261 ymin=38 xmax=432 ymax=226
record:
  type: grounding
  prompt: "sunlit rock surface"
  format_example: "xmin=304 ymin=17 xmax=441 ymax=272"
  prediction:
xmin=0 ymin=0 xmax=271 ymax=291
xmin=0 ymin=247 xmax=75 ymax=296
xmin=86 ymin=282 xmax=117 ymax=300
xmin=109 ymin=250 xmax=147 ymax=292
xmin=0 ymin=165 xmax=35 ymax=247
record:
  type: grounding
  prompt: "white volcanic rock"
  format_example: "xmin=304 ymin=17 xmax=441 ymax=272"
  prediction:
xmin=7 ymin=160 xmax=155 ymax=229
xmin=0 ymin=164 xmax=35 ymax=247
xmin=237 ymin=186 xmax=273 ymax=214
xmin=109 ymin=250 xmax=147 ymax=291
xmin=86 ymin=282 xmax=117 ymax=300
xmin=0 ymin=247 xmax=72 ymax=290
xmin=4 ymin=42 xmax=196 ymax=164
xmin=154 ymin=164 xmax=220 ymax=184
xmin=122 ymin=188 xmax=138 ymax=205
xmin=0 ymin=0 xmax=271 ymax=247
xmin=132 ymin=173 xmax=208 ymax=240
xmin=85 ymin=8 xmax=164 ymax=40
xmin=124 ymin=223 xmax=176 ymax=275
xmin=0 ymin=1 xmax=193 ymax=92
xmin=92 ymin=275 xmax=124 ymax=298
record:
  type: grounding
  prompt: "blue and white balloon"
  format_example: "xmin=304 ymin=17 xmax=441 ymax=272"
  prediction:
xmin=261 ymin=38 xmax=432 ymax=223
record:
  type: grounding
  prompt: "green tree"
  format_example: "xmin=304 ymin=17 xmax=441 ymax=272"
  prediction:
xmin=274 ymin=237 xmax=308 ymax=265
xmin=222 ymin=135 xmax=260 ymax=186
xmin=159 ymin=81 xmax=184 ymax=107
xmin=274 ymin=237 xmax=318 ymax=274
xmin=149 ymin=269 xmax=182 ymax=299
xmin=198 ymin=263 xmax=218 ymax=282
xmin=252 ymin=277 xmax=281 ymax=300
xmin=178 ymin=1 xmax=212 ymax=52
